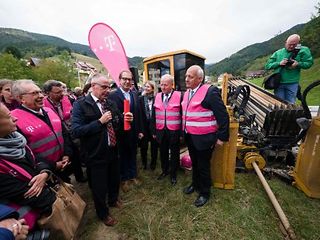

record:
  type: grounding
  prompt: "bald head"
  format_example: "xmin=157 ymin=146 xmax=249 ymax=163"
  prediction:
xmin=185 ymin=65 xmax=204 ymax=90
xmin=285 ymin=34 xmax=300 ymax=51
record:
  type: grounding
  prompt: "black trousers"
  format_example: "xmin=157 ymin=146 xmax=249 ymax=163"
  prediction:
xmin=86 ymin=147 xmax=120 ymax=220
xmin=140 ymin=132 xmax=158 ymax=169
xmin=186 ymin=135 xmax=213 ymax=198
xmin=70 ymin=139 xmax=85 ymax=180
xmin=159 ymin=131 xmax=180 ymax=178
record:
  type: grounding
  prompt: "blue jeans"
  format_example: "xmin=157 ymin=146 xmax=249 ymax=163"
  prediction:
xmin=274 ymin=83 xmax=299 ymax=104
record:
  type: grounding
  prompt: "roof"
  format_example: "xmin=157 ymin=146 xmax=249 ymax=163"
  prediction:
xmin=29 ymin=57 xmax=41 ymax=66
xmin=143 ymin=49 xmax=206 ymax=63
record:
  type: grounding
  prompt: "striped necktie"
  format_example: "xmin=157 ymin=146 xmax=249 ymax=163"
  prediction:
xmin=100 ymin=101 xmax=117 ymax=147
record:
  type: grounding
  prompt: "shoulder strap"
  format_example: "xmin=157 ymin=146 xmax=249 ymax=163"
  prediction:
xmin=0 ymin=159 xmax=32 ymax=181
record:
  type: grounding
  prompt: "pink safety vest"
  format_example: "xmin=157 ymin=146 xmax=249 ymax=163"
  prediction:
xmin=11 ymin=108 xmax=64 ymax=163
xmin=181 ymin=84 xmax=218 ymax=135
xmin=154 ymin=91 xmax=181 ymax=131
xmin=0 ymin=158 xmax=40 ymax=230
xmin=43 ymin=95 xmax=72 ymax=121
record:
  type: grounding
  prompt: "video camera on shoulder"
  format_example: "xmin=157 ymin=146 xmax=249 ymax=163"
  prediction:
xmin=286 ymin=44 xmax=301 ymax=66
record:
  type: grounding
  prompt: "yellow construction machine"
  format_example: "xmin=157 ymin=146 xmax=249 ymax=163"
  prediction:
xmin=143 ymin=50 xmax=320 ymax=239
xmin=211 ymin=75 xmax=320 ymax=239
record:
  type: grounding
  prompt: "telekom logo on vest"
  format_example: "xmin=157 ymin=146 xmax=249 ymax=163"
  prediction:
xmin=26 ymin=126 xmax=35 ymax=133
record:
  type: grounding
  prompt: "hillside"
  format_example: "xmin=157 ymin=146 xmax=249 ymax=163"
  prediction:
xmin=0 ymin=28 xmax=95 ymax=58
xmin=206 ymin=24 xmax=305 ymax=76
xmin=0 ymin=28 xmax=144 ymax=69
xmin=0 ymin=14 xmax=319 ymax=77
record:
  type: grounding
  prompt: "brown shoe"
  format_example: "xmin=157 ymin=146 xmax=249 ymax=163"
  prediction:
xmin=103 ymin=216 xmax=118 ymax=226
xmin=121 ymin=181 xmax=130 ymax=192
xmin=109 ymin=200 xmax=123 ymax=209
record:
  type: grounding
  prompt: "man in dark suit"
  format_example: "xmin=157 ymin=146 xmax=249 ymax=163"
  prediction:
xmin=182 ymin=65 xmax=229 ymax=207
xmin=72 ymin=74 xmax=131 ymax=226
xmin=152 ymin=74 xmax=182 ymax=185
xmin=108 ymin=70 xmax=140 ymax=192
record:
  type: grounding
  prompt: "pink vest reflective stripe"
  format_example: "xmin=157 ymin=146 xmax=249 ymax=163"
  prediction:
xmin=11 ymin=108 xmax=64 ymax=163
xmin=181 ymin=84 xmax=218 ymax=134
xmin=154 ymin=91 xmax=181 ymax=131
xmin=43 ymin=96 xmax=72 ymax=121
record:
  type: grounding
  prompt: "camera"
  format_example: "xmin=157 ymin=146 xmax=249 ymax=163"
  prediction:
xmin=286 ymin=44 xmax=301 ymax=66
xmin=286 ymin=59 xmax=294 ymax=66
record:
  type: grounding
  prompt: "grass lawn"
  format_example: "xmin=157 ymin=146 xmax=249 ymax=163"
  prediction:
xmin=75 ymin=156 xmax=320 ymax=240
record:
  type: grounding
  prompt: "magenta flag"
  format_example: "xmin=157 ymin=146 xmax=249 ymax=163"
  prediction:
xmin=88 ymin=23 xmax=129 ymax=86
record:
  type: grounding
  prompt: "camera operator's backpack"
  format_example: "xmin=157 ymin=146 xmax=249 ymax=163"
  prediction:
xmin=263 ymin=69 xmax=282 ymax=90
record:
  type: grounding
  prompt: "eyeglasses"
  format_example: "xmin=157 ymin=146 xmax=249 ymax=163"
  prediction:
xmin=95 ymin=83 xmax=111 ymax=90
xmin=21 ymin=90 xmax=43 ymax=96
xmin=121 ymin=77 xmax=132 ymax=82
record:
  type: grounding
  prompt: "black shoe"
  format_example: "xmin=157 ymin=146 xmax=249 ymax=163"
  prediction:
xmin=194 ymin=195 xmax=209 ymax=207
xmin=183 ymin=185 xmax=195 ymax=194
xmin=171 ymin=177 xmax=177 ymax=186
xmin=157 ymin=172 xmax=168 ymax=180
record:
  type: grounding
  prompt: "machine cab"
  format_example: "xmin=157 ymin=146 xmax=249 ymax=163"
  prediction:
xmin=143 ymin=50 xmax=205 ymax=91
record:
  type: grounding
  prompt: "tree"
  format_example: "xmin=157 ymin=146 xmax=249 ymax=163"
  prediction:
xmin=32 ymin=59 xmax=77 ymax=87
xmin=0 ymin=53 xmax=32 ymax=79
xmin=4 ymin=46 xmax=22 ymax=59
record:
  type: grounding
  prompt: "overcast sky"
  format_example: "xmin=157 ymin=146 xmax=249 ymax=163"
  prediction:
xmin=0 ymin=0 xmax=318 ymax=63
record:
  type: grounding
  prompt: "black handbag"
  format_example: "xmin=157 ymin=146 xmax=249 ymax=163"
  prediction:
xmin=263 ymin=72 xmax=281 ymax=90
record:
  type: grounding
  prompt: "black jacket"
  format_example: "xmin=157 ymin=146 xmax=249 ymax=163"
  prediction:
xmin=71 ymin=94 xmax=122 ymax=166
xmin=108 ymin=88 xmax=141 ymax=142
xmin=0 ymin=148 xmax=56 ymax=214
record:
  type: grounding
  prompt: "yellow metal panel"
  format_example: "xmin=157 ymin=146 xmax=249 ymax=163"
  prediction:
xmin=293 ymin=117 xmax=320 ymax=198
xmin=211 ymin=119 xmax=239 ymax=189
xmin=143 ymin=49 xmax=205 ymax=63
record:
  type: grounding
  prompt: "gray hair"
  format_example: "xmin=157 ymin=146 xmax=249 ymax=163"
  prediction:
xmin=194 ymin=65 xmax=204 ymax=79
xmin=43 ymin=80 xmax=62 ymax=93
xmin=287 ymin=34 xmax=300 ymax=43
xmin=91 ymin=73 xmax=109 ymax=85
xmin=11 ymin=79 xmax=37 ymax=99
xmin=161 ymin=74 xmax=174 ymax=83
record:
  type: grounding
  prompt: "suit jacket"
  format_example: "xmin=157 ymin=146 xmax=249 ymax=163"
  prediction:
xmin=108 ymin=88 xmax=140 ymax=142
xmin=138 ymin=95 xmax=154 ymax=136
xmin=151 ymin=91 xmax=182 ymax=144
xmin=71 ymin=94 xmax=122 ymax=166
xmin=186 ymin=85 xmax=229 ymax=151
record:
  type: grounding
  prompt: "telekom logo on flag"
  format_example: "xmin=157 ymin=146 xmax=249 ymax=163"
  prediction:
xmin=88 ymin=23 xmax=129 ymax=86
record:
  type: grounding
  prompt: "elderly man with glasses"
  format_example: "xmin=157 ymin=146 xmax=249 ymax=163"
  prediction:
xmin=42 ymin=80 xmax=87 ymax=183
xmin=72 ymin=73 xmax=131 ymax=226
xmin=10 ymin=79 xmax=70 ymax=178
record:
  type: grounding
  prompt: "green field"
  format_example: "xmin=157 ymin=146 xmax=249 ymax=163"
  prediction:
xmin=74 ymin=157 xmax=320 ymax=240
xmin=250 ymin=57 xmax=320 ymax=106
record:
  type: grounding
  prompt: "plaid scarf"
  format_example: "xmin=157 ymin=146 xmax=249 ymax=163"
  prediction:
xmin=0 ymin=131 xmax=26 ymax=160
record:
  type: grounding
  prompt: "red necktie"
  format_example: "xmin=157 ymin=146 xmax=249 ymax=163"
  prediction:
xmin=100 ymin=101 xmax=117 ymax=147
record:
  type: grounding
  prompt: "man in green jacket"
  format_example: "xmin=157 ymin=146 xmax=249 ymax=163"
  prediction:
xmin=265 ymin=34 xmax=313 ymax=103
